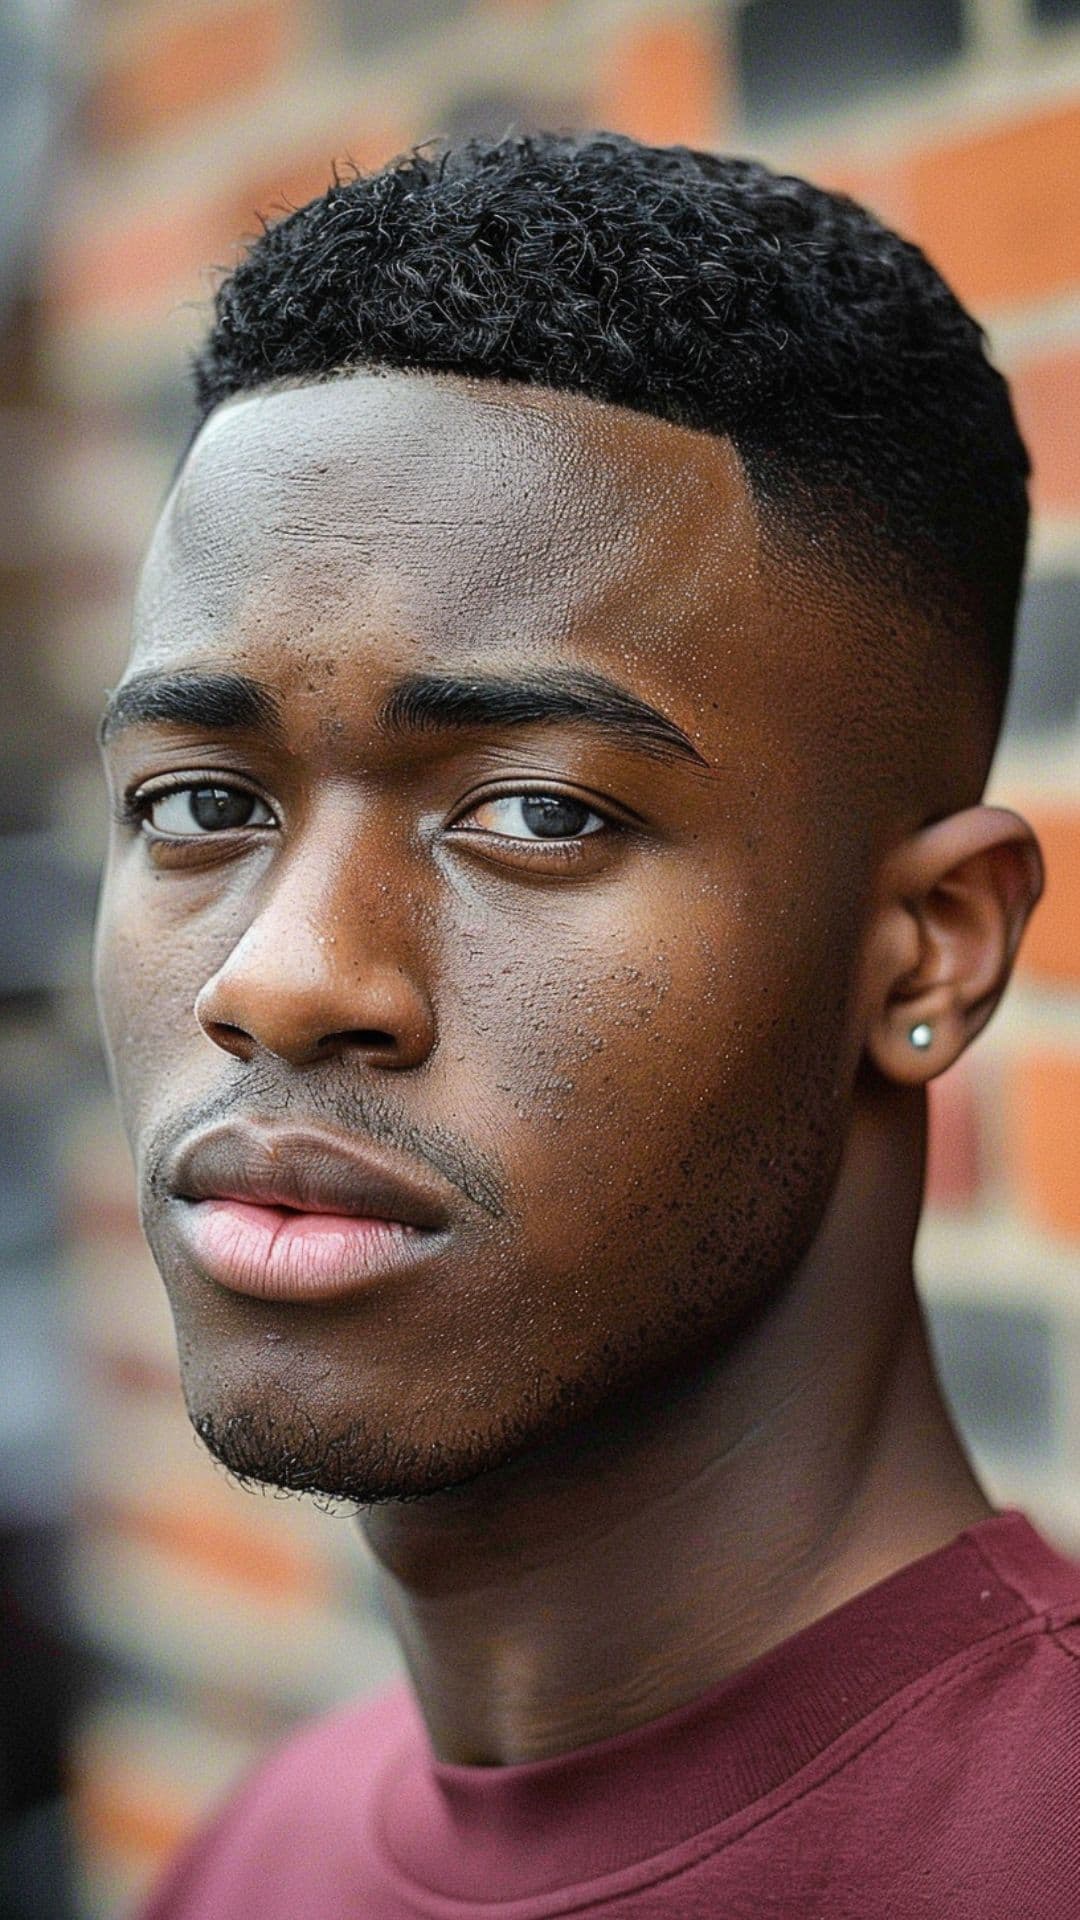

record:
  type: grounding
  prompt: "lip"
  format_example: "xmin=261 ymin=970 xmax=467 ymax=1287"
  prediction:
xmin=164 ymin=1121 xmax=452 ymax=1302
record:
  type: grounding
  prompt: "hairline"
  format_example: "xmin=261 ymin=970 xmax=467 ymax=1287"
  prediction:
xmin=190 ymin=361 xmax=985 ymax=643
xmin=182 ymin=362 xmax=1005 ymax=808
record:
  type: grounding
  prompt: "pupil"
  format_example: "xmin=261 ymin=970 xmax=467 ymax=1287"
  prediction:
xmin=521 ymin=795 xmax=589 ymax=838
xmin=191 ymin=787 xmax=253 ymax=830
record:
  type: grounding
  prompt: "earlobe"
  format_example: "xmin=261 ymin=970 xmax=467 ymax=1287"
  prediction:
xmin=869 ymin=993 xmax=963 ymax=1087
xmin=863 ymin=806 xmax=1044 ymax=1088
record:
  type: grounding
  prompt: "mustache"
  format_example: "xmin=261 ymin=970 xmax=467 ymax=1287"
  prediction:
xmin=140 ymin=1071 xmax=508 ymax=1221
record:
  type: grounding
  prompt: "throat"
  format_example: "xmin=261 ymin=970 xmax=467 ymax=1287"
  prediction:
xmin=359 ymin=1288 xmax=987 ymax=1767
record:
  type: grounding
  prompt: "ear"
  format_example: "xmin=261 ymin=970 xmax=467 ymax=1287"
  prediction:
xmin=861 ymin=806 xmax=1044 ymax=1087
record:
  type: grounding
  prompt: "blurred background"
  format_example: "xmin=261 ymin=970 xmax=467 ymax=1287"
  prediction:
xmin=0 ymin=0 xmax=1078 ymax=1914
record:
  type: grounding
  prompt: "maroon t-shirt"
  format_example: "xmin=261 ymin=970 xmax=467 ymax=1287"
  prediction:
xmin=142 ymin=1509 xmax=1080 ymax=1917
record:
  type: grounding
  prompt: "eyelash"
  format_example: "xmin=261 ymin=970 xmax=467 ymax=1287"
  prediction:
xmin=116 ymin=778 xmax=627 ymax=855
xmin=115 ymin=776 xmax=276 ymax=835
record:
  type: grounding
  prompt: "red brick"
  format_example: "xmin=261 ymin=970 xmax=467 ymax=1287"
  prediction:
xmin=1016 ymin=804 xmax=1080 ymax=988
xmin=50 ymin=198 xmax=242 ymax=322
xmin=74 ymin=1762 xmax=196 ymax=1874
xmin=49 ymin=129 xmax=404 ymax=323
xmin=1010 ymin=349 xmax=1080 ymax=517
xmin=805 ymin=156 xmax=911 ymax=234
xmin=89 ymin=0 xmax=302 ymax=143
xmin=86 ymin=1487 xmax=334 ymax=1606
xmin=1005 ymin=1050 xmax=1080 ymax=1240
xmin=591 ymin=10 xmax=725 ymax=150
xmin=233 ymin=128 xmax=405 ymax=232
xmin=925 ymin=1061 xmax=983 ymax=1210
xmin=903 ymin=101 xmax=1080 ymax=311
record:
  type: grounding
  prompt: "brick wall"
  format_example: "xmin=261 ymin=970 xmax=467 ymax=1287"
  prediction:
xmin=37 ymin=2 xmax=1080 ymax=1912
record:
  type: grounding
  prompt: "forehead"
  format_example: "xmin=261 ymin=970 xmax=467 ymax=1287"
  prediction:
xmin=133 ymin=371 xmax=766 ymax=703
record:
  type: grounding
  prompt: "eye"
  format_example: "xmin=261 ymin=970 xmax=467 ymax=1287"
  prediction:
xmin=142 ymin=784 xmax=276 ymax=837
xmin=461 ymin=793 xmax=607 ymax=841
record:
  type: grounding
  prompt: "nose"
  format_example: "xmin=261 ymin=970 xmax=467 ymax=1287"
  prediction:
xmin=193 ymin=836 xmax=437 ymax=1072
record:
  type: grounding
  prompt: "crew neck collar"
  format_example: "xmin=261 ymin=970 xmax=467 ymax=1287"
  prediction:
xmin=375 ymin=1509 xmax=1079 ymax=1908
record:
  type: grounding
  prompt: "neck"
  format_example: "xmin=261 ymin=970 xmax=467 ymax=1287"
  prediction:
xmin=360 ymin=1088 xmax=992 ymax=1765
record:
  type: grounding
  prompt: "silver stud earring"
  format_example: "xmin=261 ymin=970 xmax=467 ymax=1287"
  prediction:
xmin=909 ymin=1022 xmax=934 ymax=1051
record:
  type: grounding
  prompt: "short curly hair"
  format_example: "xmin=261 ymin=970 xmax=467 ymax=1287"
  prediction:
xmin=193 ymin=131 xmax=1029 ymax=698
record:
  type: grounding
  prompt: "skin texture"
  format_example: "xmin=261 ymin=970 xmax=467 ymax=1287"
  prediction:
xmin=95 ymin=370 xmax=1043 ymax=1764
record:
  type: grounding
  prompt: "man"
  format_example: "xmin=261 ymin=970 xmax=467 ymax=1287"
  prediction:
xmin=95 ymin=134 xmax=1079 ymax=1916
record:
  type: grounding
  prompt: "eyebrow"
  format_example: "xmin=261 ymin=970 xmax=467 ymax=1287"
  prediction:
xmin=98 ymin=663 xmax=708 ymax=769
xmin=98 ymin=670 xmax=284 ymax=747
xmin=377 ymin=670 xmax=708 ymax=766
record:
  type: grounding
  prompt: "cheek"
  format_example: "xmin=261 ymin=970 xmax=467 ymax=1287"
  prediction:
xmin=95 ymin=860 xmax=153 ymax=1094
xmin=429 ymin=880 xmax=744 ymax=1208
xmin=435 ymin=847 xmax=812 ymax=1120
xmin=93 ymin=853 xmax=219 ymax=1120
xmin=432 ymin=871 xmax=855 ymax=1321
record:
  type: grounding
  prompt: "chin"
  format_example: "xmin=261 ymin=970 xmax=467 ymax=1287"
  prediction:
xmin=182 ymin=1373 xmax=572 ymax=1509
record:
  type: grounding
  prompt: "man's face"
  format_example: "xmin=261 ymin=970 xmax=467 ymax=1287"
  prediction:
xmin=95 ymin=372 xmax=882 ymax=1503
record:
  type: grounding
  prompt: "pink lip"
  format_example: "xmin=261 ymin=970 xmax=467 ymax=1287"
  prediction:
xmin=175 ymin=1197 xmax=439 ymax=1301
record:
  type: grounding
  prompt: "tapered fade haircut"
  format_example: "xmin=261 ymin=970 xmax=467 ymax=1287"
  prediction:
xmin=192 ymin=131 xmax=1029 ymax=710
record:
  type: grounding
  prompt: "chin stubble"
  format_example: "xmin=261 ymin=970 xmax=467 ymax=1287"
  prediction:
xmin=187 ymin=1377 xmax=591 ymax=1511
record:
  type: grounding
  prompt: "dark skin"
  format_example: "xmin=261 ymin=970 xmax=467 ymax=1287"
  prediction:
xmin=95 ymin=371 xmax=1042 ymax=1765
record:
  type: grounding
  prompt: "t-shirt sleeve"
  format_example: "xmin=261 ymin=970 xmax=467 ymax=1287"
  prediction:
xmin=138 ymin=1763 xmax=293 ymax=1920
xmin=135 ymin=1689 xmax=411 ymax=1920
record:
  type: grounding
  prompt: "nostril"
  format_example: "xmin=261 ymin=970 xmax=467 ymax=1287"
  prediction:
xmin=203 ymin=1020 xmax=254 ymax=1057
xmin=326 ymin=1029 xmax=398 ymax=1054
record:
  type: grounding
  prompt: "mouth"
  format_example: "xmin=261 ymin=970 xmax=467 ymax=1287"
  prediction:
xmin=164 ymin=1121 xmax=453 ymax=1303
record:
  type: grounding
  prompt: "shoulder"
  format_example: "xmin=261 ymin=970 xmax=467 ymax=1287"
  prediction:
xmin=954 ymin=1516 xmax=1080 ymax=1763
xmin=871 ymin=1516 xmax=1080 ymax=1781
xmin=817 ymin=1562 xmax=1080 ymax=1873
xmin=874 ymin=1618 xmax=1080 ymax=1895
xmin=139 ymin=1684 xmax=419 ymax=1920
xmin=225 ymin=1680 xmax=417 ymax=1813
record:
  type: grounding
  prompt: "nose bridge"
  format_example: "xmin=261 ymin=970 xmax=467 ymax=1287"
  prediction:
xmin=252 ymin=797 xmax=412 ymax=962
xmin=196 ymin=800 xmax=435 ymax=1067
